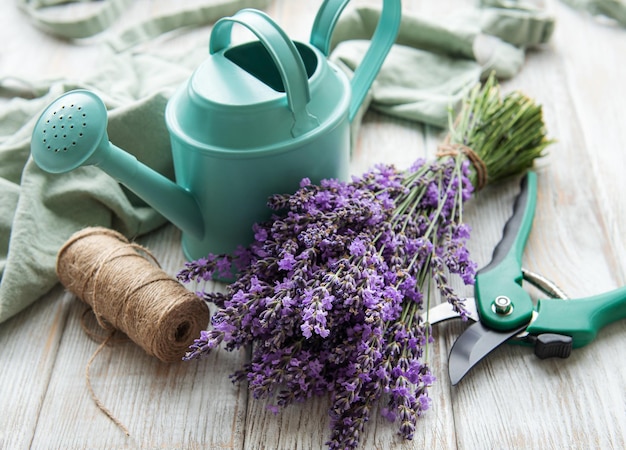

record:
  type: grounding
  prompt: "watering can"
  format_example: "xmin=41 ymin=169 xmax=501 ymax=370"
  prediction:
xmin=30 ymin=2 xmax=401 ymax=263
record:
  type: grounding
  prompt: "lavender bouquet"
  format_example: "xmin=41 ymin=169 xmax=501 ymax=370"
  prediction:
xmin=177 ymin=76 xmax=552 ymax=449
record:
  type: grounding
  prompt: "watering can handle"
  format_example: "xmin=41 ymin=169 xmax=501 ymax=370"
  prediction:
xmin=210 ymin=9 xmax=319 ymax=138
xmin=310 ymin=0 xmax=401 ymax=122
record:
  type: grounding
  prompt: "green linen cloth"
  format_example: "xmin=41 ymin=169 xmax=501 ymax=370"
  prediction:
xmin=0 ymin=0 xmax=554 ymax=323
xmin=482 ymin=0 xmax=626 ymax=26
xmin=559 ymin=0 xmax=626 ymax=26
xmin=330 ymin=1 xmax=554 ymax=128
xmin=16 ymin=0 xmax=271 ymax=43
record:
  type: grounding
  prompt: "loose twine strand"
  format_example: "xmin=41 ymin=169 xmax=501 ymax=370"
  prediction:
xmin=56 ymin=227 xmax=210 ymax=436
xmin=84 ymin=330 xmax=130 ymax=436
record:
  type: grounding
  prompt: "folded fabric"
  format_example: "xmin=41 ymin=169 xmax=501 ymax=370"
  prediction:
xmin=16 ymin=0 xmax=270 ymax=42
xmin=559 ymin=0 xmax=626 ymax=26
xmin=483 ymin=0 xmax=626 ymax=26
xmin=330 ymin=2 xmax=554 ymax=128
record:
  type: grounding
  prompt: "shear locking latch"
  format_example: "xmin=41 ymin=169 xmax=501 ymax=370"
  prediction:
xmin=532 ymin=334 xmax=573 ymax=359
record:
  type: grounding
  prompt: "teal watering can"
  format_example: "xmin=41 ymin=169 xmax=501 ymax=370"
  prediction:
xmin=30 ymin=2 xmax=401 ymax=262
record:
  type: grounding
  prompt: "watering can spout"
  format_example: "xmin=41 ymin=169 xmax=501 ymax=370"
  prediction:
xmin=98 ymin=144 xmax=205 ymax=240
xmin=30 ymin=89 xmax=205 ymax=242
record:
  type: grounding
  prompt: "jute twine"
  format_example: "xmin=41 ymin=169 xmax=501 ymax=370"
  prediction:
xmin=56 ymin=227 xmax=210 ymax=435
xmin=436 ymin=141 xmax=488 ymax=191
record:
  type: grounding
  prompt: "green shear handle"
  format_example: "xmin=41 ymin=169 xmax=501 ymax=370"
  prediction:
xmin=529 ymin=287 xmax=626 ymax=348
xmin=474 ymin=172 xmax=537 ymax=331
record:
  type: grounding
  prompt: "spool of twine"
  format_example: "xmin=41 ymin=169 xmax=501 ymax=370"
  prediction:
xmin=56 ymin=227 xmax=209 ymax=363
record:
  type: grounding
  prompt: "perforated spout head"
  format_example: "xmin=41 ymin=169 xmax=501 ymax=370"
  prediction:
xmin=31 ymin=90 xmax=110 ymax=173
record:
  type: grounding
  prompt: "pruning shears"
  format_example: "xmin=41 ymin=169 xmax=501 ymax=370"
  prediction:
xmin=427 ymin=171 xmax=626 ymax=385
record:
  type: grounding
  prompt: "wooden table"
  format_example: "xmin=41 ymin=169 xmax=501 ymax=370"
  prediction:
xmin=1 ymin=1 xmax=625 ymax=448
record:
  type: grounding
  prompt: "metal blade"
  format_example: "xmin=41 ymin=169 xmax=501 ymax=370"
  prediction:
xmin=423 ymin=298 xmax=479 ymax=325
xmin=448 ymin=321 xmax=526 ymax=385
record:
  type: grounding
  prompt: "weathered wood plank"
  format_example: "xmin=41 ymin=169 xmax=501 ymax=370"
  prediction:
xmin=553 ymin=3 xmax=626 ymax=283
xmin=0 ymin=287 xmax=71 ymax=450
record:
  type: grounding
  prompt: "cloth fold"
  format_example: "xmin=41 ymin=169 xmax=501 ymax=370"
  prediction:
xmin=17 ymin=0 xmax=271 ymax=43
xmin=561 ymin=0 xmax=626 ymax=25
xmin=1 ymin=0 xmax=555 ymax=323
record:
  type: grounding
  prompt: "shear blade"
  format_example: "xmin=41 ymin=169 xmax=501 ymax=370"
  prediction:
xmin=423 ymin=298 xmax=479 ymax=325
xmin=448 ymin=321 xmax=525 ymax=385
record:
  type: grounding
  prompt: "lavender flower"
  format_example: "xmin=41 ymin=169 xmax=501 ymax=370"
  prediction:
xmin=178 ymin=75 xmax=552 ymax=449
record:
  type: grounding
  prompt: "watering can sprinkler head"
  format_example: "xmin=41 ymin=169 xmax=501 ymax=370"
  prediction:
xmin=31 ymin=90 xmax=111 ymax=174
xmin=30 ymin=89 xmax=205 ymax=242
